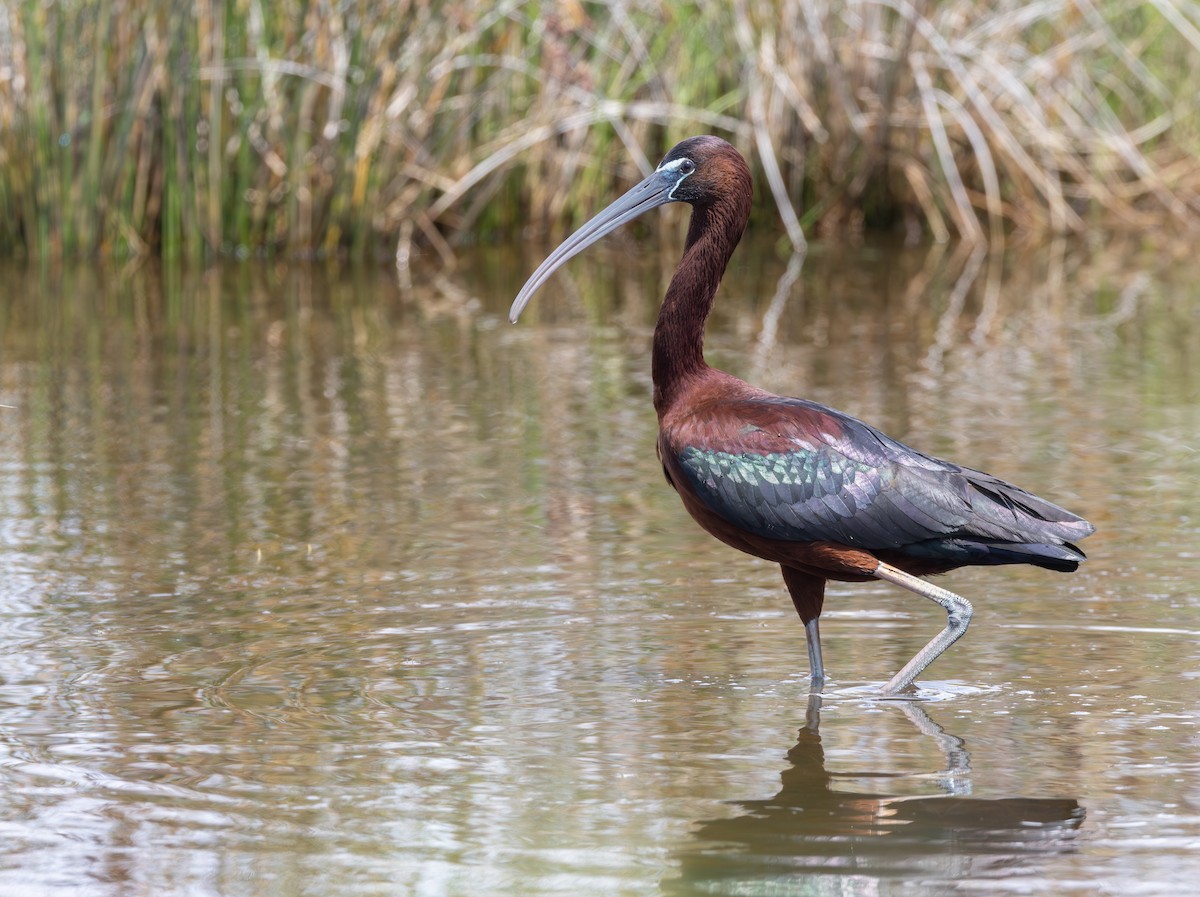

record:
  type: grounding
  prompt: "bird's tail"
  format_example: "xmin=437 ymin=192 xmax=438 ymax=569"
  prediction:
xmin=901 ymin=537 xmax=1088 ymax=572
xmin=968 ymin=539 xmax=1088 ymax=572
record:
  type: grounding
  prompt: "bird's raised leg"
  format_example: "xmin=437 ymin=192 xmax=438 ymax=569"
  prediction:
xmin=781 ymin=567 xmax=827 ymax=691
xmin=874 ymin=561 xmax=974 ymax=696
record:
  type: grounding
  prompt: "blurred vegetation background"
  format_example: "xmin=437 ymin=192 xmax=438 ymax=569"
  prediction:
xmin=1 ymin=0 xmax=1198 ymax=261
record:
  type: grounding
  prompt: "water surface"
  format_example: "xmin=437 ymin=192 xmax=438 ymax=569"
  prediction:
xmin=0 ymin=238 xmax=1197 ymax=895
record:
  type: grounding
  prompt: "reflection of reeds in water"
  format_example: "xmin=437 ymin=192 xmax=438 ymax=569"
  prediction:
xmin=0 ymin=1 xmax=1198 ymax=260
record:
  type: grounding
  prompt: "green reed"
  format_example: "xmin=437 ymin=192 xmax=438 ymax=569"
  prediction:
xmin=0 ymin=0 xmax=1197 ymax=261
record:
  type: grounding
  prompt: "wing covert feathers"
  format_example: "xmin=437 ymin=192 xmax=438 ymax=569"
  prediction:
xmin=668 ymin=395 xmax=1093 ymax=571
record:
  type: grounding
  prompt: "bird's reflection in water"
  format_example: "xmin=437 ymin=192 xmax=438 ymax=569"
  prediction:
xmin=664 ymin=694 xmax=1083 ymax=895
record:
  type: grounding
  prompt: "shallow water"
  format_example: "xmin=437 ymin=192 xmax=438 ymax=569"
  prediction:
xmin=0 ymin=237 xmax=1198 ymax=896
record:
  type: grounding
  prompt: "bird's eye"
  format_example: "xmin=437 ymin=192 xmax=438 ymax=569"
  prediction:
xmin=679 ymin=159 xmax=696 ymax=175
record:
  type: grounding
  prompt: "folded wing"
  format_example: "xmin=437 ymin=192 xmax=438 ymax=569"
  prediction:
xmin=669 ymin=397 xmax=1093 ymax=570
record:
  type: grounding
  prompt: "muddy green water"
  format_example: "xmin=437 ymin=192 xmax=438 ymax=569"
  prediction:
xmin=0 ymin=237 xmax=1197 ymax=896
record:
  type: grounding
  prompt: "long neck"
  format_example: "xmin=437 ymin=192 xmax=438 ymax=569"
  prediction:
xmin=652 ymin=201 xmax=746 ymax=416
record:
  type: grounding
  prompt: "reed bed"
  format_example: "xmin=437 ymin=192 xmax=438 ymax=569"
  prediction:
xmin=0 ymin=0 xmax=1198 ymax=260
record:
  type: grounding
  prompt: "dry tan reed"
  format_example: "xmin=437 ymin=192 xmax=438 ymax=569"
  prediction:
xmin=0 ymin=0 xmax=1197 ymax=260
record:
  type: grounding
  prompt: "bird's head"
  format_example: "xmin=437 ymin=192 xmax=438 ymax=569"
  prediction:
xmin=654 ymin=135 xmax=751 ymax=208
xmin=509 ymin=136 xmax=751 ymax=323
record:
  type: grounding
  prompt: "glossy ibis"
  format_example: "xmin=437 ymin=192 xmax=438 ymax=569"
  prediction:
xmin=510 ymin=136 xmax=1094 ymax=695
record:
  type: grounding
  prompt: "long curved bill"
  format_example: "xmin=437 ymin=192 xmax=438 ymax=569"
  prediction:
xmin=509 ymin=168 xmax=681 ymax=323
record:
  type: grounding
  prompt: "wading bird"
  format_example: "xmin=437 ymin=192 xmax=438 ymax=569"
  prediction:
xmin=510 ymin=136 xmax=1094 ymax=695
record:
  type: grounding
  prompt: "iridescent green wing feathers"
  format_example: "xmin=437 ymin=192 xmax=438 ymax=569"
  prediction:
xmin=675 ymin=442 xmax=963 ymax=548
xmin=669 ymin=397 xmax=1093 ymax=559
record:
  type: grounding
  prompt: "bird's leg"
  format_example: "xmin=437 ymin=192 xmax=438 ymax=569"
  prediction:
xmin=804 ymin=618 xmax=825 ymax=692
xmin=781 ymin=567 xmax=826 ymax=691
xmin=874 ymin=561 xmax=974 ymax=696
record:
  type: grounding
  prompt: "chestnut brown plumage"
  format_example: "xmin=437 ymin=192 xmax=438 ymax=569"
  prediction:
xmin=511 ymin=136 xmax=1094 ymax=694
